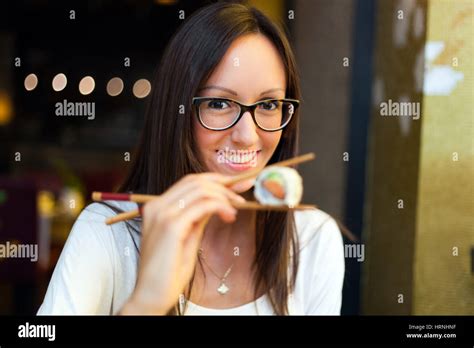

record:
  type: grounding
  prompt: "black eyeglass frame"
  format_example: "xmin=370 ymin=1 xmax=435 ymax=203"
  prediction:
xmin=192 ymin=96 xmax=300 ymax=132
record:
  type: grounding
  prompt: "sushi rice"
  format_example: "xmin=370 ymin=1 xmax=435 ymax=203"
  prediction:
xmin=254 ymin=166 xmax=303 ymax=207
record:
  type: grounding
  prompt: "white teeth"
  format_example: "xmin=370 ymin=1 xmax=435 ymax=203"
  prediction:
xmin=216 ymin=148 xmax=260 ymax=165
xmin=226 ymin=151 xmax=257 ymax=163
xmin=230 ymin=154 xmax=252 ymax=163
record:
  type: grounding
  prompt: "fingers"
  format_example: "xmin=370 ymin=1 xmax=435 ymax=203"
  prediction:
xmin=165 ymin=173 xmax=228 ymax=198
xmin=143 ymin=195 xmax=236 ymax=245
xmin=144 ymin=188 xmax=237 ymax=230
xmin=144 ymin=173 xmax=244 ymax=215
xmin=173 ymin=181 xmax=244 ymax=210
xmin=142 ymin=173 xmax=243 ymax=236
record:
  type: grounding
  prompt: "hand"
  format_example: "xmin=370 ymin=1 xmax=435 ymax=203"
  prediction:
xmin=120 ymin=173 xmax=245 ymax=315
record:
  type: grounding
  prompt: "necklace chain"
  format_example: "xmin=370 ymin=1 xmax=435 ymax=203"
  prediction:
xmin=198 ymin=247 xmax=235 ymax=295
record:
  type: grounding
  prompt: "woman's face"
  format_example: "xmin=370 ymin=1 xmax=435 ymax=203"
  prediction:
xmin=194 ymin=33 xmax=287 ymax=193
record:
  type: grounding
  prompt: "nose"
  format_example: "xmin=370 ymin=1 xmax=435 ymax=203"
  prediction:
xmin=230 ymin=111 xmax=259 ymax=146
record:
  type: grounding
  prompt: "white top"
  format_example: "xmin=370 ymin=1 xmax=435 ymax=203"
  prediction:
xmin=37 ymin=201 xmax=345 ymax=315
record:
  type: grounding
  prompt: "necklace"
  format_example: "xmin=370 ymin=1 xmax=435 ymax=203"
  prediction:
xmin=197 ymin=248 xmax=235 ymax=295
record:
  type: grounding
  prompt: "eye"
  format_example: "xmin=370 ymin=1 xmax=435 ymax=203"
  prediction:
xmin=207 ymin=100 xmax=230 ymax=110
xmin=258 ymin=100 xmax=279 ymax=111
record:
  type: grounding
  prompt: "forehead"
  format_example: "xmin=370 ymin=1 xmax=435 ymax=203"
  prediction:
xmin=203 ymin=33 xmax=286 ymax=98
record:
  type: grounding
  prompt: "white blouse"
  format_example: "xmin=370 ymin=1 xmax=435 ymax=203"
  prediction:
xmin=37 ymin=201 xmax=345 ymax=315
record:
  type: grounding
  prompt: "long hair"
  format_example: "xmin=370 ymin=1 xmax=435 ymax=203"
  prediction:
xmin=119 ymin=1 xmax=302 ymax=315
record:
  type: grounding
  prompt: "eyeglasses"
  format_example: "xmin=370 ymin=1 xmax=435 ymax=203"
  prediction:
xmin=192 ymin=97 xmax=300 ymax=132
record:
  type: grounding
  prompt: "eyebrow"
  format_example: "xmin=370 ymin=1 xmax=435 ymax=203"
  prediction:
xmin=198 ymin=85 xmax=285 ymax=96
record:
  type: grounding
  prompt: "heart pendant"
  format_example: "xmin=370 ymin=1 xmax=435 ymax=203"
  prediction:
xmin=217 ymin=283 xmax=229 ymax=295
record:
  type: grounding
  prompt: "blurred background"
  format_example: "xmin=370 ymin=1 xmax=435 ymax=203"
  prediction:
xmin=0 ymin=0 xmax=472 ymax=315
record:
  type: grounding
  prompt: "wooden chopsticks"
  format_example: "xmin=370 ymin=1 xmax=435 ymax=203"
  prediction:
xmin=93 ymin=152 xmax=316 ymax=225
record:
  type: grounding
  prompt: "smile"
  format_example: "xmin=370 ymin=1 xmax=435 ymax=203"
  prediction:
xmin=216 ymin=148 xmax=261 ymax=169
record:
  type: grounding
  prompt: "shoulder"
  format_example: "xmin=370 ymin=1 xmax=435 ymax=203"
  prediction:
xmin=37 ymin=201 xmax=137 ymax=315
xmin=63 ymin=200 xmax=139 ymax=260
xmin=77 ymin=201 xmax=138 ymax=223
xmin=73 ymin=201 xmax=138 ymax=238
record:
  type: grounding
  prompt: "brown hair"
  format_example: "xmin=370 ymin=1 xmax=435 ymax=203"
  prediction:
xmin=120 ymin=1 xmax=302 ymax=315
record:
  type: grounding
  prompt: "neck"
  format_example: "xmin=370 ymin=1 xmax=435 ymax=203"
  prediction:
xmin=200 ymin=190 xmax=256 ymax=254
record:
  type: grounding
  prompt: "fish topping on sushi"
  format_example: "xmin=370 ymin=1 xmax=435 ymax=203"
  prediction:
xmin=262 ymin=174 xmax=286 ymax=199
xmin=254 ymin=166 xmax=303 ymax=207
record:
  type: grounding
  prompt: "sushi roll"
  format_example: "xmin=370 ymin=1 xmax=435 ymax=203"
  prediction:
xmin=254 ymin=166 xmax=303 ymax=207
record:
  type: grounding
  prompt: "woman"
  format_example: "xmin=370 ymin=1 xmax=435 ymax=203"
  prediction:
xmin=38 ymin=1 xmax=344 ymax=315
